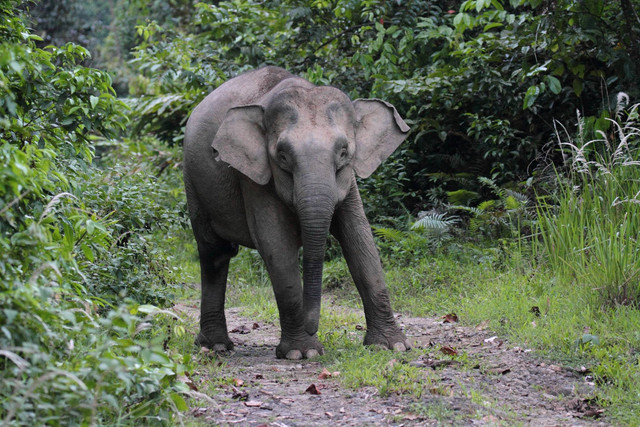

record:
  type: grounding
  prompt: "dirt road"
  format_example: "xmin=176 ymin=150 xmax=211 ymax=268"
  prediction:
xmin=175 ymin=303 xmax=607 ymax=426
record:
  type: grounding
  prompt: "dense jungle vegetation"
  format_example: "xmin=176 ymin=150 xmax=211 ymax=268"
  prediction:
xmin=1 ymin=0 xmax=639 ymax=424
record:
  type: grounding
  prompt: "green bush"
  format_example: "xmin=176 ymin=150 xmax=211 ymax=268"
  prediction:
xmin=1 ymin=6 xmax=192 ymax=424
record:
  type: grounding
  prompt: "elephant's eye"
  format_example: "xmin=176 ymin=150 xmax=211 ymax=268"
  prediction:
xmin=339 ymin=148 xmax=348 ymax=160
xmin=279 ymin=152 xmax=287 ymax=164
xmin=277 ymin=151 xmax=290 ymax=169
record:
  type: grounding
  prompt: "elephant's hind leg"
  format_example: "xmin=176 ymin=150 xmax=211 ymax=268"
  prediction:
xmin=195 ymin=239 xmax=238 ymax=351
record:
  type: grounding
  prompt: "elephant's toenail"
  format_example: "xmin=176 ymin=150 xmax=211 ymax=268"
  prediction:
xmin=393 ymin=342 xmax=406 ymax=352
xmin=306 ymin=349 xmax=319 ymax=358
xmin=286 ymin=350 xmax=303 ymax=360
xmin=213 ymin=343 xmax=228 ymax=352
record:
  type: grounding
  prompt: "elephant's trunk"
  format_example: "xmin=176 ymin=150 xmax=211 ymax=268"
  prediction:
xmin=295 ymin=182 xmax=336 ymax=336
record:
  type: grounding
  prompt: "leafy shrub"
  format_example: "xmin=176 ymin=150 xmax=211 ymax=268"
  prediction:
xmin=1 ymin=303 xmax=191 ymax=425
xmin=80 ymin=139 xmax=189 ymax=306
xmin=1 ymin=6 xmax=192 ymax=424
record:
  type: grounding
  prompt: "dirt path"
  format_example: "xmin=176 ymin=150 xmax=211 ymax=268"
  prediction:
xmin=175 ymin=303 xmax=607 ymax=426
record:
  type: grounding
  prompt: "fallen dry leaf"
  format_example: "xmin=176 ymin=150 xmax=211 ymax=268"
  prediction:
xmin=567 ymin=398 xmax=604 ymax=419
xmin=318 ymin=368 xmax=332 ymax=379
xmin=190 ymin=407 xmax=208 ymax=418
xmin=305 ymin=384 xmax=321 ymax=395
xmin=440 ymin=345 xmax=458 ymax=356
xmin=230 ymin=325 xmax=251 ymax=334
xmin=252 ymin=322 xmax=260 ymax=329
xmin=244 ymin=400 xmax=263 ymax=408
xmin=232 ymin=378 xmax=244 ymax=387
xmin=355 ymin=324 xmax=365 ymax=330
xmin=255 ymin=373 xmax=264 ymax=379
xmin=442 ymin=313 xmax=459 ymax=323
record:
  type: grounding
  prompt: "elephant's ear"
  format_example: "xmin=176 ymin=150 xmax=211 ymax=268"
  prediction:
xmin=212 ymin=105 xmax=271 ymax=185
xmin=352 ymin=99 xmax=410 ymax=179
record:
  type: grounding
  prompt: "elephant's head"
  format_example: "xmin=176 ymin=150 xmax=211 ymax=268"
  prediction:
xmin=211 ymin=82 xmax=409 ymax=335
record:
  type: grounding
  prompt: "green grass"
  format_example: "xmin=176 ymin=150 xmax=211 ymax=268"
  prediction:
xmin=382 ymin=245 xmax=640 ymax=424
xmin=536 ymin=110 xmax=640 ymax=307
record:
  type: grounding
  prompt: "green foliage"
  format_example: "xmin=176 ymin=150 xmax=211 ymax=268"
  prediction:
xmin=79 ymin=140 xmax=189 ymax=306
xmin=120 ymin=0 xmax=640 ymax=221
xmin=1 ymin=304 xmax=191 ymax=425
xmin=1 ymin=6 xmax=192 ymax=424
xmin=537 ymin=102 xmax=640 ymax=306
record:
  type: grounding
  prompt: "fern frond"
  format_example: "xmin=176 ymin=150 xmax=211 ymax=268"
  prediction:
xmin=504 ymin=195 xmax=521 ymax=210
xmin=411 ymin=212 xmax=460 ymax=231
xmin=504 ymin=189 xmax=529 ymax=204
xmin=478 ymin=176 xmax=505 ymax=198
xmin=372 ymin=226 xmax=408 ymax=242
xmin=446 ymin=189 xmax=480 ymax=206
xmin=449 ymin=205 xmax=483 ymax=216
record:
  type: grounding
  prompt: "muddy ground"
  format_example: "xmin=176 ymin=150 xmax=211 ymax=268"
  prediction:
xmin=175 ymin=302 xmax=608 ymax=426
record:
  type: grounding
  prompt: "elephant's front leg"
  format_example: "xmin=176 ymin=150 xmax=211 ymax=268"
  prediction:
xmin=332 ymin=183 xmax=411 ymax=351
xmin=244 ymin=191 xmax=324 ymax=360
xmin=265 ymin=250 xmax=325 ymax=359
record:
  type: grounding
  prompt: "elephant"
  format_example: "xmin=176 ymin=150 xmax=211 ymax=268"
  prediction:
xmin=183 ymin=66 xmax=411 ymax=360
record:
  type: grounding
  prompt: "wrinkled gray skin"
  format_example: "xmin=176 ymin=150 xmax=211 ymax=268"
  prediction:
xmin=183 ymin=66 xmax=411 ymax=360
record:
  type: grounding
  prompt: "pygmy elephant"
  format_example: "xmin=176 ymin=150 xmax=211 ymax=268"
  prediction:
xmin=183 ymin=66 xmax=411 ymax=360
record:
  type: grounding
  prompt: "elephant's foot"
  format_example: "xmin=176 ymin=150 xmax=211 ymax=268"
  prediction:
xmin=276 ymin=334 xmax=324 ymax=360
xmin=195 ymin=331 xmax=234 ymax=352
xmin=364 ymin=323 xmax=411 ymax=352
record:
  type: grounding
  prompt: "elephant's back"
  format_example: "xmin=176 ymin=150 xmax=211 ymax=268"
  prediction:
xmin=187 ymin=66 xmax=294 ymax=136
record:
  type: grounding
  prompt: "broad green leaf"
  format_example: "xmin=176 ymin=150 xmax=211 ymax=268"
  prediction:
xmin=86 ymin=219 xmax=95 ymax=235
xmin=573 ymin=78 xmax=584 ymax=97
xmin=546 ymin=76 xmax=561 ymax=94
xmin=483 ymin=22 xmax=503 ymax=31
xmin=81 ymin=243 xmax=95 ymax=262
xmin=170 ymin=393 xmax=189 ymax=411
xmin=523 ymin=85 xmax=540 ymax=109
